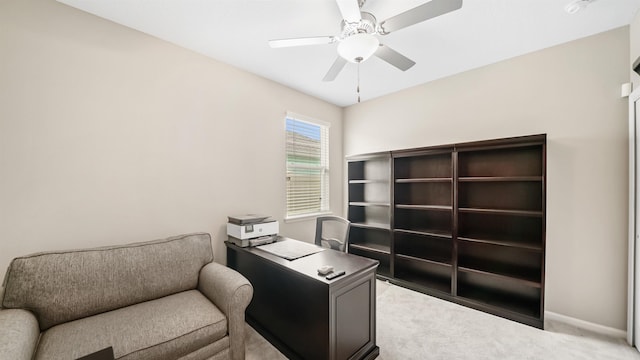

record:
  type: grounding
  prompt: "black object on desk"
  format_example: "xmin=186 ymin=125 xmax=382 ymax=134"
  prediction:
xmin=326 ymin=270 xmax=346 ymax=280
xmin=226 ymin=237 xmax=379 ymax=360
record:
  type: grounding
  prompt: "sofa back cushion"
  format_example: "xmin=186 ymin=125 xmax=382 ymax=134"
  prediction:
xmin=1 ymin=233 xmax=214 ymax=330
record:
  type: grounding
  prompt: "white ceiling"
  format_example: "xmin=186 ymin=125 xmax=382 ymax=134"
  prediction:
xmin=57 ymin=0 xmax=640 ymax=107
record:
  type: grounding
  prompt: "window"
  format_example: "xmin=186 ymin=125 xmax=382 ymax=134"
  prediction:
xmin=285 ymin=113 xmax=330 ymax=219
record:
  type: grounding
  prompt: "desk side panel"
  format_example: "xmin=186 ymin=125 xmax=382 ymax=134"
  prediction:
xmin=332 ymin=269 xmax=379 ymax=360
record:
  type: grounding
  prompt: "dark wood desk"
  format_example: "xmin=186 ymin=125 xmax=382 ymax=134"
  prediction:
xmin=226 ymin=238 xmax=379 ymax=360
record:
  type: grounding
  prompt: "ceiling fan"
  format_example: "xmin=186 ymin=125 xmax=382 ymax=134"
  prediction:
xmin=268 ymin=0 xmax=463 ymax=82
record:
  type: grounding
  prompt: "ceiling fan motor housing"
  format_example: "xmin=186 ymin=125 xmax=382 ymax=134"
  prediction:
xmin=340 ymin=12 xmax=377 ymax=38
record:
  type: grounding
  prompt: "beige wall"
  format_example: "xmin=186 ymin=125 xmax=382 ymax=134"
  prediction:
xmin=344 ymin=27 xmax=630 ymax=330
xmin=632 ymin=10 xmax=640 ymax=88
xmin=0 ymin=0 xmax=343 ymax=278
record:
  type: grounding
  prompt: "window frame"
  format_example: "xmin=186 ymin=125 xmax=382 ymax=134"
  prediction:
xmin=284 ymin=112 xmax=331 ymax=221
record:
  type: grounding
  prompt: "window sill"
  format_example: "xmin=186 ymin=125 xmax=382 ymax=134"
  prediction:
xmin=284 ymin=212 xmax=333 ymax=223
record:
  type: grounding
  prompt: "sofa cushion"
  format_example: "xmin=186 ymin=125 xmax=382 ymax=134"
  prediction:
xmin=34 ymin=290 xmax=227 ymax=360
xmin=2 ymin=233 xmax=213 ymax=330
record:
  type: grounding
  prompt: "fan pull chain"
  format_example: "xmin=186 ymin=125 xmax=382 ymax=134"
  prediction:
xmin=356 ymin=57 xmax=362 ymax=103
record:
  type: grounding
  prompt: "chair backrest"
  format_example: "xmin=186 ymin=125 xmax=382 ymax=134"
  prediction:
xmin=314 ymin=216 xmax=350 ymax=252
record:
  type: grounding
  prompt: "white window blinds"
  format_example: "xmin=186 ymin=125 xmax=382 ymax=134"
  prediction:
xmin=285 ymin=114 xmax=330 ymax=218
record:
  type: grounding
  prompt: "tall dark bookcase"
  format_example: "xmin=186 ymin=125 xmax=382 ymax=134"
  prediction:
xmin=346 ymin=134 xmax=546 ymax=328
xmin=346 ymin=152 xmax=393 ymax=278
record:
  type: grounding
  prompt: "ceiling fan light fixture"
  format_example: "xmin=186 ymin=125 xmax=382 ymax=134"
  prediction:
xmin=337 ymin=33 xmax=379 ymax=63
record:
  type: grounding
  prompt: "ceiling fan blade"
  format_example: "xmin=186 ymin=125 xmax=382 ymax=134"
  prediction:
xmin=336 ymin=0 xmax=362 ymax=23
xmin=269 ymin=36 xmax=335 ymax=48
xmin=323 ymin=57 xmax=348 ymax=81
xmin=379 ymin=0 xmax=462 ymax=34
xmin=374 ymin=44 xmax=416 ymax=71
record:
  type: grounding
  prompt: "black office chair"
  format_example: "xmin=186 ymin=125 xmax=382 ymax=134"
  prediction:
xmin=315 ymin=216 xmax=350 ymax=252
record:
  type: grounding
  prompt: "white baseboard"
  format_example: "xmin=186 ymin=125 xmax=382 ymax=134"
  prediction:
xmin=545 ymin=311 xmax=627 ymax=339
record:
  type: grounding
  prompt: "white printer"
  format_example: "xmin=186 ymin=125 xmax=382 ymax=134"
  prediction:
xmin=226 ymin=214 xmax=279 ymax=247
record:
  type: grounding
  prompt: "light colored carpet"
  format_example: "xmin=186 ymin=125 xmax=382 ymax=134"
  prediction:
xmin=245 ymin=280 xmax=640 ymax=359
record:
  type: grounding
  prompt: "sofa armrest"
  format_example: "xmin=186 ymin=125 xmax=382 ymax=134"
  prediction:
xmin=198 ymin=262 xmax=253 ymax=360
xmin=0 ymin=309 xmax=40 ymax=360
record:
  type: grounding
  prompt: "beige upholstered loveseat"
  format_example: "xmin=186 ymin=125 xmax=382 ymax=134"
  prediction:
xmin=0 ymin=233 xmax=253 ymax=360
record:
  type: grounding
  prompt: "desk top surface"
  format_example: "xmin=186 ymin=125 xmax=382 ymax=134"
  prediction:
xmin=226 ymin=237 xmax=378 ymax=285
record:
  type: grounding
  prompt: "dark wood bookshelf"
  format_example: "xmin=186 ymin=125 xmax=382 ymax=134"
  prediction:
xmin=396 ymin=253 xmax=452 ymax=267
xmin=395 ymin=255 xmax=452 ymax=294
xmin=457 ymin=283 xmax=541 ymax=319
xmin=346 ymin=152 xmax=393 ymax=279
xmin=394 ymin=228 xmax=452 ymax=238
xmin=346 ymin=134 xmax=546 ymax=328
xmin=458 ymin=266 xmax=541 ymax=288
xmin=458 ymin=208 xmax=543 ymax=217
xmin=349 ymin=179 xmax=387 ymax=184
xmin=349 ymin=246 xmax=391 ymax=278
xmin=349 ymin=202 xmax=391 ymax=207
xmin=395 ymin=204 xmax=452 ymax=211
xmin=458 ymin=176 xmax=542 ymax=182
xmin=395 ymin=178 xmax=452 ymax=183
xmin=349 ymin=242 xmax=391 ymax=255
xmin=457 ymin=259 xmax=541 ymax=285
xmin=458 ymin=236 xmax=542 ymax=251
xmin=350 ymin=222 xmax=391 ymax=230
xmin=394 ymin=228 xmax=451 ymax=239
xmin=395 ymin=231 xmax=452 ymax=264
xmin=394 ymin=207 xmax=452 ymax=235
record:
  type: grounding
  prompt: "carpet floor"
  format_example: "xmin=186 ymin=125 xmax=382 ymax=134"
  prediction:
xmin=245 ymin=280 xmax=640 ymax=359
